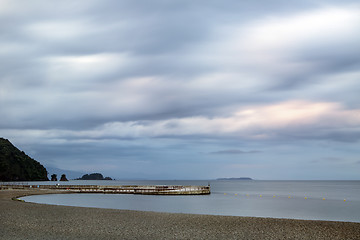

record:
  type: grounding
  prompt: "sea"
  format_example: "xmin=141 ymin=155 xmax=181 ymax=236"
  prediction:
xmin=15 ymin=180 xmax=360 ymax=223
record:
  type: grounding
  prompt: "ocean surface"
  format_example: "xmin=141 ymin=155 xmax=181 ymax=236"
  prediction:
xmin=18 ymin=180 xmax=360 ymax=223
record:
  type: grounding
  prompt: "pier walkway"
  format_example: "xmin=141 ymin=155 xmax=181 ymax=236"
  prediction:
xmin=0 ymin=184 xmax=210 ymax=195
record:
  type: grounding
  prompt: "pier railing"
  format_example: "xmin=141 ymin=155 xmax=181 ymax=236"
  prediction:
xmin=0 ymin=184 xmax=211 ymax=195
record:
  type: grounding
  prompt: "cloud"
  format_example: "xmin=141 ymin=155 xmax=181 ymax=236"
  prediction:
xmin=1 ymin=1 xmax=360 ymax=179
xmin=201 ymin=6 xmax=360 ymax=90
xmin=241 ymin=7 xmax=360 ymax=52
xmin=2 ymin=3 xmax=360 ymax=131
xmin=3 ymin=100 xmax=360 ymax=143
xmin=311 ymin=157 xmax=343 ymax=163
xmin=25 ymin=20 xmax=94 ymax=41
xmin=209 ymin=150 xmax=261 ymax=155
xmin=43 ymin=53 xmax=131 ymax=83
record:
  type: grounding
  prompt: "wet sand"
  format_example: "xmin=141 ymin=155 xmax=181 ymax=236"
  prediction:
xmin=1 ymin=189 xmax=359 ymax=239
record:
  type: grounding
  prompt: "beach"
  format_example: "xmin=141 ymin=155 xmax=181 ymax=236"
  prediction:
xmin=1 ymin=189 xmax=360 ymax=240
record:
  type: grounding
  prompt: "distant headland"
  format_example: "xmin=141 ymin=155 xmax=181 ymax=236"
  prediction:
xmin=217 ymin=177 xmax=253 ymax=180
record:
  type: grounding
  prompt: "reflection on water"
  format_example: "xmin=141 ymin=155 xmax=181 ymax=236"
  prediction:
xmin=20 ymin=180 xmax=360 ymax=222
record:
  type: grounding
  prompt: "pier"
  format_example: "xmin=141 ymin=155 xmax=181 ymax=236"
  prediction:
xmin=0 ymin=184 xmax=211 ymax=195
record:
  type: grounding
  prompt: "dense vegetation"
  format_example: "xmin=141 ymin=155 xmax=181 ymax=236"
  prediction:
xmin=77 ymin=173 xmax=112 ymax=180
xmin=0 ymin=138 xmax=48 ymax=181
xmin=51 ymin=174 xmax=58 ymax=181
xmin=60 ymin=174 xmax=68 ymax=181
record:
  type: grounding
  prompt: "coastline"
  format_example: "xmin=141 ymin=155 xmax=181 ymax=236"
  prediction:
xmin=1 ymin=189 xmax=360 ymax=239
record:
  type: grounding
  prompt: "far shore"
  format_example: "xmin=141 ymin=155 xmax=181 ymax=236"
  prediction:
xmin=1 ymin=189 xmax=360 ymax=239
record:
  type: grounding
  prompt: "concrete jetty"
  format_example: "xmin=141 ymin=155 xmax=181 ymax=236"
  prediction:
xmin=0 ymin=184 xmax=210 ymax=195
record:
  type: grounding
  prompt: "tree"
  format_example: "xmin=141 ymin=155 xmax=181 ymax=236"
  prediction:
xmin=0 ymin=138 xmax=48 ymax=181
xmin=60 ymin=174 xmax=68 ymax=181
xmin=51 ymin=174 xmax=57 ymax=181
xmin=76 ymin=173 xmax=112 ymax=180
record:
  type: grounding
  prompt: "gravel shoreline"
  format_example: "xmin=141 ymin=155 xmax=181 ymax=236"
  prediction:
xmin=1 ymin=189 xmax=360 ymax=239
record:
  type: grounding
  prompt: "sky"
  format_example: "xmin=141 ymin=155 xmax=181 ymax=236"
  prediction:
xmin=1 ymin=0 xmax=360 ymax=180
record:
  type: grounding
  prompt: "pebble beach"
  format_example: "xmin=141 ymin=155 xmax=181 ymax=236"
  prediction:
xmin=1 ymin=189 xmax=360 ymax=240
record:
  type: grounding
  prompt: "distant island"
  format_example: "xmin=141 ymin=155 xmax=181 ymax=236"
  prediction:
xmin=217 ymin=177 xmax=253 ymax=180
xmin=76 ymin=173 xmax=112 ymax=180
xmin=0 ymin=138 xmax=48 ymax=181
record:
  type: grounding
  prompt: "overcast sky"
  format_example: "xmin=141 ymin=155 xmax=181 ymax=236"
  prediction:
xmin=1 ymin=0 xmax=360 ymax=180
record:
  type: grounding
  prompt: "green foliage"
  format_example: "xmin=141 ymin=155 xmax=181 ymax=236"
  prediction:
xmin=77 ymin=173 xmax=112 ymax=180
xmin=51 ymin=174 xmax=57 ymax=181
xmin=60 ymin=174 xmax=68 ymax=181
xmin=0 ymin=138 xmax=49 ymax=181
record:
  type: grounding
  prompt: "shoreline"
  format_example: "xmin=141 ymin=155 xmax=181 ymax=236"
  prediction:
xmin=1 ymin=189 xmax=360 ymax=239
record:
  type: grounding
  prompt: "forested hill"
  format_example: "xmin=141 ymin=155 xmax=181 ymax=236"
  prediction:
xmin=76 ymin=173 xmax=112 ymax=180
xmin=0 ymin=138 xmax=48 ymax=181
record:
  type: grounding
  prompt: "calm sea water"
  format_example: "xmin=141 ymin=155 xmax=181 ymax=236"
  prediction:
xmin=19 ymin=180 xmax=360 ymax=222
